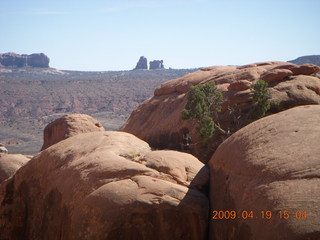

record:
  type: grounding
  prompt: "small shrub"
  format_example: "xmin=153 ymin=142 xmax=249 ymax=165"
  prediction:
xmin=251 ymin=80 xmax=271 ymax=118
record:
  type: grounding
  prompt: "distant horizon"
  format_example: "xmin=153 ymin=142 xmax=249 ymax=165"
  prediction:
xmin=1 ymin=53 xmax=319 ymax=72
xmin=1 ymin=0 xmax=319 ymax=71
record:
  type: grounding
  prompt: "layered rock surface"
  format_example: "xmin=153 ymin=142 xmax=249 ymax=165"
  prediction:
xmin=0 ymin=129 xmax=209 ymax=239
xmin=41 ymin=114 xmax=105 ymax=150
xmin=209 ymin=105 xmax=320 ymax=240
xmin=122 ymin=61 xmax=320 ymax=162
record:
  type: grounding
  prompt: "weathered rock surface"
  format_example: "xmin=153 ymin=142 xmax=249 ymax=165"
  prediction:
xmin=0 ymin=52 xmax=49 ymax=68
xmin=208 ymin=105 xmax=320 ymax=240
xmin=41 ymin=114 xmax=105 ymax=151
xmin=0 ymin=130 xmax=209 ymax=240
xmin=0 ymin=153 xmax=31 ymax=183
xmin=260 ymin=68 xmax=293 ymax=83
xmin=134 ymin=56 xmax=148 ymax=70
xmin=227 ymin=80 xmax=252 ymax=91
xmin=122 ymin=61 xmax=320 ymax=162
xmin=150 ymin=60 xmax=164 ymax=70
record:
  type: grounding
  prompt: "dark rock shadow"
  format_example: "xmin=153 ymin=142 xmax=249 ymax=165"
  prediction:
xmin=177 ymin=165 xmax=210 ymax=240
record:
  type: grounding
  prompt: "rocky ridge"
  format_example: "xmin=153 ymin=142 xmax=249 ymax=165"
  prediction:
xmin=122 ymin=61 xmax=320 ymax=162
xmin=289 ymin=55 xmax=320 ymax=67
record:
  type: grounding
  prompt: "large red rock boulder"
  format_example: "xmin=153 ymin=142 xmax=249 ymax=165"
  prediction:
xmin=0 ymin=131 xmax=209 ymax=240
xmin=0 ymin=154 xmax=31 ymax=183
xmin=41 ymin=114 xmax=105 ymax=150
xmin=208 ymin=105 xmax=320 ymax=240
xmin=122 ymin=61 xmax=320 ymax=162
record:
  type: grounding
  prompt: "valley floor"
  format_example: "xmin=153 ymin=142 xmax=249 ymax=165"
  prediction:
xmin=0 ymin=68 xmax=195 ymax=155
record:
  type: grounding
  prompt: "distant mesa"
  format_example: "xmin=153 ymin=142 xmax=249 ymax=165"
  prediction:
xmin=0 ymin=52 xmax=50 ymax=68
xmin=134 ymin=56 xmax=165 ymax=70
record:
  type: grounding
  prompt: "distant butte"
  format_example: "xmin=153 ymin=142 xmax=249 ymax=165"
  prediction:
xmin=134 ymin=56 xmax=148 ymax=70
xmin=150 ymin=60 xmax=164 ymax=70
xmin=134 ymin=56 xmax=165 ymax=70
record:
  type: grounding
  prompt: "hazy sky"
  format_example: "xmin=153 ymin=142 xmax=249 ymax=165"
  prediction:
xmin=1 ymin=0 xmax=319 ymax=71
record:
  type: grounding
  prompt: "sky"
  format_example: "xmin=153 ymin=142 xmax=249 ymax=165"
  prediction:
xmin=1 ymin=0 xmax=319 ymax=71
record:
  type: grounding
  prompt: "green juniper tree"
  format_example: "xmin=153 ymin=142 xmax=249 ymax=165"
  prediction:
xmin=181 ymin=82 xmax=224 ymax=143
xmin=181 ymin=79 xmax=271 ymax=146
xmin=250 ymin=79 xmax=271 ymax=118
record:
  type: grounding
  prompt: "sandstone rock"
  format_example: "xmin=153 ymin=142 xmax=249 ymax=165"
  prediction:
xmin=150 ymin=60 xmax=164 ymax=70
xmin=274 ymin=63 xmax=320 ymax=75
xmin=227 ymin=80 xmax=252 ymax=91
xmin=0 ymin=52 xmax=50 ymax=68
xmin=0 ymin=153 xmax=31 ymax=183
xmin=224 ymin=89 xmax=252 ymax=107
xmin=41 ymin=114 xmax=105 ymax=151
xmin=0 ymin=131 xmax=209 ymax=240
xmin=154 ymin=65 xmax=238 ymax=96
xmin=134 ymin=56 xmax=148 ymax=70
xmin=208 ymin=105 xmax=320 ymax=240
xmin=260 ymin=69 xmax=293 ymax=83
xmin=122 ymin=61 xmax=320 ymax=162
xmin=269 ymin=75 xmax=320 ymax=108
xmin=290 ymin=64 xmax=320 ymax=75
